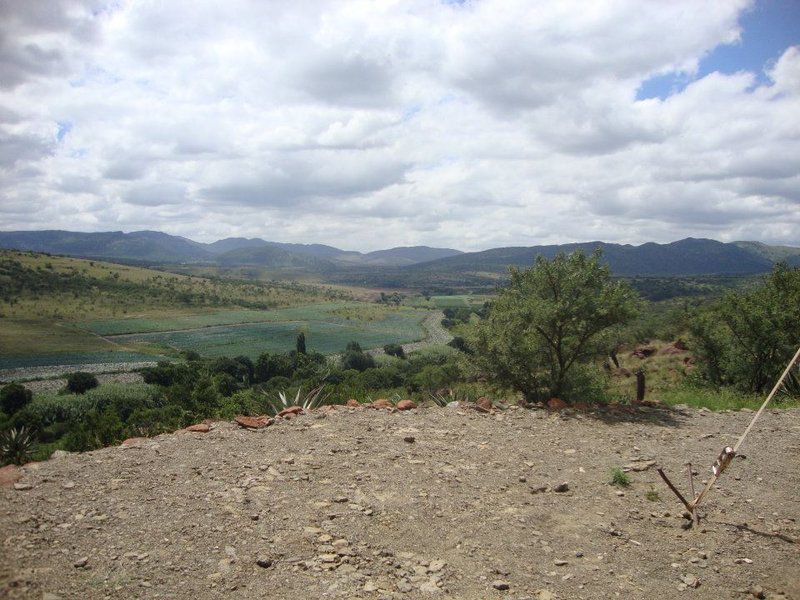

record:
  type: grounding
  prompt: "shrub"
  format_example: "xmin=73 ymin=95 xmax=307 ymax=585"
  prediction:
xmin=214 ymin=373 xmax=239 ymax=397
xmin=66 ymin=372 xmax=99 ymax=394
xmin=610 ymin=467 xmax=631 ymax=487
xmin=383 ymin=343 xmax=405 ymax=359
xmin=0 ymin=383 xmax=32 ymax=415
xmin=341 ymin=341 xmax=375 ymax=371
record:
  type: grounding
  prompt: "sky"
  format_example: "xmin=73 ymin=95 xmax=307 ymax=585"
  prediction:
xmin=0 ymin=0 xmax=798 ymax=252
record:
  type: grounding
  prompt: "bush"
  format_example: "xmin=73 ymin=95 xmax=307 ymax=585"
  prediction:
xmin=0 ymin=383 xmax=32 ymax=415
xmin=341 ymin=341 xmax=375 ymax=371
xmin=66 ymin=372 xmax=99 ymax=394
xmin=383 ymin=344 xmax=405 ymax=359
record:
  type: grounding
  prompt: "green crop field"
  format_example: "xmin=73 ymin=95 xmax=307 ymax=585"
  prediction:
xmin=105 ymin=305 xmax=429 ymax=357
xmin=408 ymin=294 xmax=492 ymax=309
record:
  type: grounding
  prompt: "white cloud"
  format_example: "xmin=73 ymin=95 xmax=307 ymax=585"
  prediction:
xmin=0 ymin=0 xmax=797 ymax=251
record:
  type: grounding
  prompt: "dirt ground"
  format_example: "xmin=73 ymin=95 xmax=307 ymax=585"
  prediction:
xmin=1 ymin=404 xmax=798 ymax=600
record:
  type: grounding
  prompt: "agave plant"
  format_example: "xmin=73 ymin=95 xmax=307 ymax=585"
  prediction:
xmin=0 ymin=426 xmax=36 ymax=466
xmin=270 ymin=385 xmax=329 ymax=415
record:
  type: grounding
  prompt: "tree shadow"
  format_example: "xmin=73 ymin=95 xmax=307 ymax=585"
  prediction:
xmin=556 ymin=403 xmax=690 ymax=427
xmin=722 ymin=521 xmax=798 ymax=545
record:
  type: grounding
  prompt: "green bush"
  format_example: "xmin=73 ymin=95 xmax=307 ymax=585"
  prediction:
xmin=66 ymin=372 xmax=99 ymax=394
xmin=0 ymin=383 xmax=32 ymax=415
xmin=341 ymin=341 xmax=375 ymax=371
xmin=29 ymin=383 xmax=165 ymax=426
xmin=383 ymin=343 xmax=405 ymax=359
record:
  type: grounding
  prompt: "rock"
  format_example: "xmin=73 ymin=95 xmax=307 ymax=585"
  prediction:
xmin=476 ymin=397 xmax=493 ymax=412
xmin=547 ymin=398 xmax=567 ymax=410
xmin=535 ymin=591 xmax=555 ymax=600
xmin=553 ymin=482 xmax=570 ymax=493
xmin=370 ymin=398 xmax=394 ymax=409
xmin=50 ymin=450 xmax=70 ymax=460
xmin=748 ymin=585 xmax=765 ymax=599
xmin=186 ymin=423 xmax=211 ymax=433
xmin=492 ymin=580 xmax=510 ymax=590
xmin=0 ymin=464 xmax=21 ymax=488
xmin=681 ymin=574 xmax=700 ymax=588
xmin=13 ymin=482 xmax=32 ymax=491
xmin=62 ymin=481 xmax=76 ymax=490
xmin=419 ymin=579 xmax=441 ymax=594
xmin=404 ymin=436 xmax=416 ymax=443
xmin=256 ymin=558 xmax=273 ymax=569
xmin=73 ymin=557 xmax=89 ymax=568
xmin=277 ymin=406 xmax=304 ymax=418
xmin=554 ymin=559 xmax=568 ymax=566
xmin=346 ymin=399 xmax=361 ymax=407
xmin=428 ymin=559 xmax=446 ymax=573
xmin=234 ymin=415 xmax=273 ymax=429
xmin=446 ymin=401 xmax=460 ymax=409
xmin=121 ymin=437 xmax=147 ymax=446
xmin=631 ymin=346 xmax=656 ymax=359
xmin=397 ymin=579 xmax=413 ymax=593
xmin=397 ymin=399 xmax=417 ymax=411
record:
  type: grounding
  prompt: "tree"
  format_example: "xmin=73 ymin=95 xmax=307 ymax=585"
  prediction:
xmin=468 ymin=250 xmax=638 ymax=403
xmin=66 ymin=372 xmax=99 ymax=395
xmin=690 ymin=263 xmax=800 ymax=393
xmin=0 ymin=383 xmax=32 ymax=415
xmin=296 ymin=332 xmax=307 ymax=354
xmin=383 ymin=343 xmax=405 ymax=359
xmin=341 ymin=341 xmax=375 ymax=371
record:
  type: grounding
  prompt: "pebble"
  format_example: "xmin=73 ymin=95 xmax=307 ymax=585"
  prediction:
xmin=492 ymin=580 xmax=510 ymax=590
xmin=13 ymin=482 xmax=32 ymax=491
xmin=73 ymin=557 xmax=89 ymax=568
xmin=553 ymin=482 xmax=570 ymax=493
xmin=404 ymin=436 xmax=416 ymax=443
xmin=256 ymin=558 xmax=273 ymax=569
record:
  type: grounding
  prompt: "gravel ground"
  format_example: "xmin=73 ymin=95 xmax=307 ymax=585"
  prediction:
xmin=1 ymin=404 xmax=798 ymax=600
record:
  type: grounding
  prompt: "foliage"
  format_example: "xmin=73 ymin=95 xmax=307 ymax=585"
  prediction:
xmin=341 ymin=341 xmax=376 ymax=371
xmin=383 ymin=343 xmax=405 ymax=359
xmin=296 ymin=332 xmax=306 ymax=354
xmin=0 ymin=426 xmax=36 ymax=466
xmin=610 ymin=467 xmax=631 ymax=487
xmin=65 ymin=371 xmax=99 ymax=394
xmin=689 ymin=264 xmax=800 ymax=393
xmin=468 ymin=250 xmax=639 ymax=402
xmin=0 ymin=383 xmax=33 ymax=415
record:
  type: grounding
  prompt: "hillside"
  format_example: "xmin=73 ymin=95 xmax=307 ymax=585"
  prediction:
xmin=1 ymin=405 xmax=797 ymax=599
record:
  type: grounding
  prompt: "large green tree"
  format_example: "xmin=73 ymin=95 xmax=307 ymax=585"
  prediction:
xmin=690 ymin=263 xmax=800 ymax=393
xmin=468 ymin=250 xmax=639 ymax=403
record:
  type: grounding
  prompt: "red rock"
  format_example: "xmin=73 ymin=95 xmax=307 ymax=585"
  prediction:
xmin=396 ymin=399 xmax=417 ymax=411
xmin=235 ymin=415 xmax=273 ymax=429
xmin=547 ymin=398 xmax=567 ymax=410
xmin=346 ymin=399 xmax=361 ymax=408
xmin=0 ymin=464 xmax=21 ymax=488
xmin=573 ymin=402 xmax=591 ymax=412
xmin=370 ymin=399 xmax=394 ymax=409
xmin=476 ymin=397 xmax=493 ymax=412
xmin=121 ymin=437 xmax=147 ymax=446
xmin=277 ymin=406 xmax=304 ymax=418
xmin=186 ymin=423 xmax=211 ymax=433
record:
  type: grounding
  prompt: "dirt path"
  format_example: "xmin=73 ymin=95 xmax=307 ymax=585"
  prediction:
xmin=2 ymin=405 xmax=798 ymax=599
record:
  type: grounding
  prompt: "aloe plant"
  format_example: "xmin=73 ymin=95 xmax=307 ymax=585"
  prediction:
xmin=0 ymin=427 xmax=36 ymax=466
xmin=270 ymin=385 xmax=329 ymax=414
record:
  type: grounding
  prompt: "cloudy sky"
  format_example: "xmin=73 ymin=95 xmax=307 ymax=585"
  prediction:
xmin=0 ymin=0 xmax=798 ymax=251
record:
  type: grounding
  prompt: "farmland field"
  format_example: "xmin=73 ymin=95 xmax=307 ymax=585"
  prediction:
xmin=100 ymin=303 xmax=430 ymax=358
xmin=408 ymin=294 xmax=492 ymax=309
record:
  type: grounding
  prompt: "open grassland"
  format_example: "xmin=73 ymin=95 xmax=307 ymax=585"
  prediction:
xmin=104 ymin=304 xmax=430 ymax=358
xmin=0 ymin=250 xmax=350 ymax=322
xmin=407 ymin=294 xmax=492 ymax=309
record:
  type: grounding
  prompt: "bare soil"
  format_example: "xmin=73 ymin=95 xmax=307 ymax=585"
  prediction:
xmin=1 ymin=405 xmax=798 ymax=600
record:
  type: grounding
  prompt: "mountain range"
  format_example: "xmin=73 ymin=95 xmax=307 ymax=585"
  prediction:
xmin=1 ymin=230 xmax=798 ymax=280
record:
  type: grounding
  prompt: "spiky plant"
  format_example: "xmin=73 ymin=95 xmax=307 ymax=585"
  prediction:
xmin=0 ymin=427 xmax=36 ymax=466
xmin=270 ymin=385 xmax=329 ymax=415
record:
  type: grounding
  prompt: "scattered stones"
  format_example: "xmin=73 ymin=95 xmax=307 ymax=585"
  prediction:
xmin=0 ymin=464 xmax=22 ymax=488
xmin=397 ymin=399 xmax=417 ymax=411
xmin=234 ymin=415 xmax=273 ymax=429
xmin=256 ymin=558 xmax=273 ymax=569
xmin=277 ymin=406 xmax=304 ymax=418
xmin=492 ymin=580 xmax=510 ymax=590
xmin=476 ymin=397 xmax=494 ymax=412
xmin=186 ymin=423 xmax=211 ymax=433
xmin=370 ymin=399 xmax=394 ymax=409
